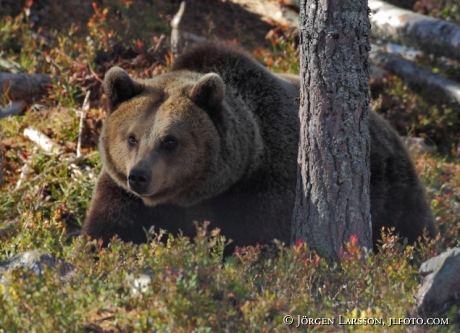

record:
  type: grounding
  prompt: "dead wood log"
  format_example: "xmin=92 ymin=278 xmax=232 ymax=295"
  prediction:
xmin=0 ymin=101 xmax=26 ymax=119
xmin=369 ymin=0 xmax=460 ymax=62
xmin=370 ymin=45 xmax=460 ymax=107
xmin=0 ymin=57 xmax=22 ymax=74
xmin=0 ymin=72 xmax=51 ymax=102
xmin=23 ymin=127 xmax=61 ymax=153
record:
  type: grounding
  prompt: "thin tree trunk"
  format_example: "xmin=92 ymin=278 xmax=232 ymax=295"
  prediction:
xmin=369 ymin=0 xmax=460 ymax=62
xmin=292 ymin=0 xmax=372 ymax=261
xmin=370 ymin=45 xmax=460 ymax=108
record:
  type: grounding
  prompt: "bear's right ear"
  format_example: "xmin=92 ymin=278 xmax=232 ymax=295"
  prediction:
xmin=103 ymin=67 xmax=144 ymax=113
xmin=189 ymin=73 xmax=225 ymax=111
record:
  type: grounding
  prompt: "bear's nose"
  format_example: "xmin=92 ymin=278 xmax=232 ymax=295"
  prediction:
xmin=128 ymin=168 xmax=150 ymax=194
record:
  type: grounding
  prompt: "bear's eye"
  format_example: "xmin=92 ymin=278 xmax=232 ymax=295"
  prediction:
xmin=161 ymin=136 xmax=177 ymax=151
xmin=128 ymin=135 xmax=138 ymax=146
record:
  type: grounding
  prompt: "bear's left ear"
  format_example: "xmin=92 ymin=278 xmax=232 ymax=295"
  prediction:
xmin=103 ymin=67 xmax=144 ymax=113
xmin=189 ymin=73 xmax=225 ymax=110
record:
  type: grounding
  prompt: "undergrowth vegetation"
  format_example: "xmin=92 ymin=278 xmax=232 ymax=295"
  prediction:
xmin=0 ymin=1 xmax=459 ymax=332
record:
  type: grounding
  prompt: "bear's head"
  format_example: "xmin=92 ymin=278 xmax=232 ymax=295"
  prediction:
xmin=100 ymin=67 xmax=226 ymax=207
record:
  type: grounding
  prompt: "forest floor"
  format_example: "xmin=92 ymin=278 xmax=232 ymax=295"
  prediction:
xmin=1 ymin=0 xmax=294 ymax=49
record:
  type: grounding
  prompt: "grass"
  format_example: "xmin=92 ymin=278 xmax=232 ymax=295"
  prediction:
xmin=0 ymin=1 xmax=459 ymax=332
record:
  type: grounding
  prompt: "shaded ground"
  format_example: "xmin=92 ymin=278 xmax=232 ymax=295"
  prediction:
xmin=1 ymin=0 xmax=279 ymax=49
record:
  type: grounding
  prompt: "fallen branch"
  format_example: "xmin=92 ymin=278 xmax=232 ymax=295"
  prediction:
xmin=370 ymin=45 xmax=460 ymax=107
xmin=0 ymin=101 xmax=27 ymax=119
xmin=23 ymin=128 xmax=61 ymax=153
xmin=0 ymin=57 xmax=22 ymax=74
xmin=182 ymin=32 xmax=207 ymax=44
xmin=402 ymin=137 xmax=435 ymax=154
xmin=369 ymin=0 xmax=460 ymax=62
xmin=0 ymin=72 xmax=51 ymax=102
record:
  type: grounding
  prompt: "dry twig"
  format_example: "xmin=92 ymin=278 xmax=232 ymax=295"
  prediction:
xmin=77 ymin=91 xmax=91 ymax=158
xmin=171 ymin=1 xmax=186 ymax=57
xmin=15 ymin=164 xmax=30 ymax=190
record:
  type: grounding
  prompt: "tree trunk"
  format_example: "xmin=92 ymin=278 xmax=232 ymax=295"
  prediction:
xmin=369 ymin=0 xmax=460 ymax=62
xmin=370 ymin=45 xmax=460 ymax=108
xmin=292 ymin=0 xmax=372 ymax=261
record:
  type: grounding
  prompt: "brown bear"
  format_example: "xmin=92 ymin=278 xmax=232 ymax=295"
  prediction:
xmin=83 ymin=41 xmax=436 ymax=253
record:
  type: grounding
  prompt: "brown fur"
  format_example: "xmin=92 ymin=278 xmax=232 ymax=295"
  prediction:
xmin=83 ymin=41 xmax=436 ymax=252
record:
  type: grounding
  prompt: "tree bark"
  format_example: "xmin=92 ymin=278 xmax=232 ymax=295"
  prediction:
xmin=370 ymin=45 xmax=460 ymax=108
xmin=0 ymin=72 xmax=50 ymax=102
xmin=292 ymin=0 xmax=372 ymax=261
xmin=369 ymin=0 xmax=460 ymax=62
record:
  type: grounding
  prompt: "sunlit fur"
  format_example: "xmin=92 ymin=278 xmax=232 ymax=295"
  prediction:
xmin=83 ymin=41 xmax=436 ymax=253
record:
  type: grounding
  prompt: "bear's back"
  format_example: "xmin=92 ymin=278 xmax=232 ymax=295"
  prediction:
xmin=172 ymin=41 xmax=300 ymax=194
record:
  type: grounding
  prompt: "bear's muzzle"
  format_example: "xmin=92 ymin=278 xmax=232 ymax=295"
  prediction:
xmin=128 ymin=168 xmax=151 ymax=195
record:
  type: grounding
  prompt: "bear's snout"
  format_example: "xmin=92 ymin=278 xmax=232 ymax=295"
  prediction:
xmin=128 ymin=168 xmax=151 ymax=195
